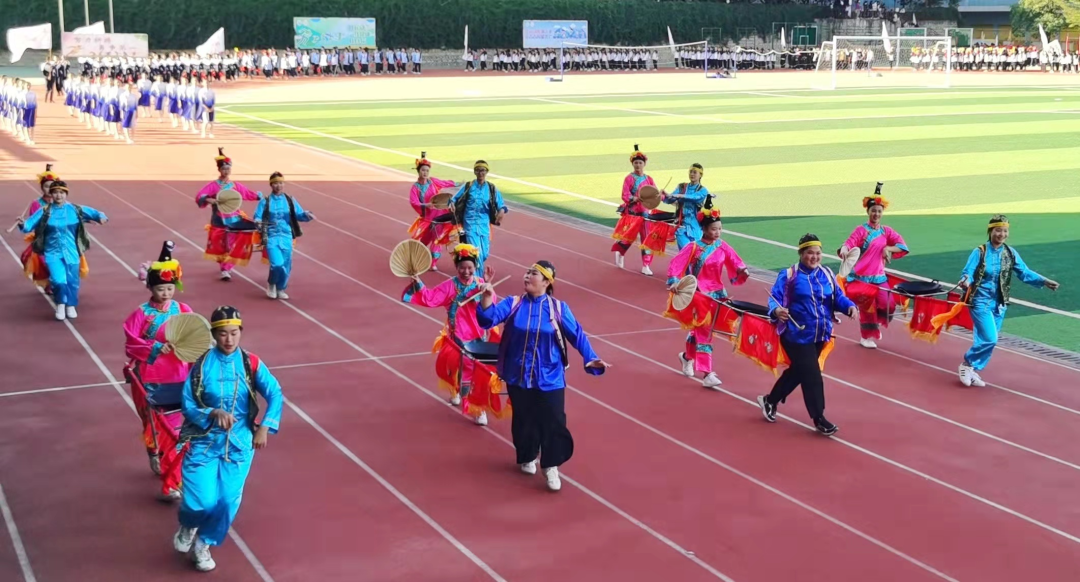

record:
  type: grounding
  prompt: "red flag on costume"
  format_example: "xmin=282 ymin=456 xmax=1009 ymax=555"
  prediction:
xmin=155 ymin=411 xmax=186 ymax=496
xmin=908 ymin=295 xmax=953 ymax=343
xmin=735 ymin=315 xmax=788 ymax=376
xmin=432 ymin=332 xmax=463 ymax=397
xmin=466 ymin=361 xmax=512 ymax=419
xmin=885 ymin=274 xmax=910 ymax=310
xmin=933 ymin=292 xmax=973 ymax=332
xmin=713 ymin=303 xmax=741 ymax=341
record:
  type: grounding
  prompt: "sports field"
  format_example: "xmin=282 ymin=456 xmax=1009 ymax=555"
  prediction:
xmin=220 ymin=82 xmax=1080 ymax=352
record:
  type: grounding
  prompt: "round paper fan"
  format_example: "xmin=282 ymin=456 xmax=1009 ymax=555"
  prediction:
xmin=165 ymin=313 xmax=213 ymax=363
xmin=430 ymin=192 xmax=453 ymax=210
xmin=638 ymin=185 xmax=661 ymax=210
xmin=671 ymin=275 xmax=699 ymax=311
xmin=216 ymin=189 xmax=243 ymax=214
xmin=389 ymin=239 xmax=433 ymax=278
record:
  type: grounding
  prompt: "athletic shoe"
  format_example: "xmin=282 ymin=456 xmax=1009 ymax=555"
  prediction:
xmin=474 ymin=411 xmax=488 ymax=426
xmin=859 ymin=339 xmax=877 ymax=349
xmin=701 ymin=372 xmax=722 ymax=389
xmin=958 ymin=364 xmax=974 ymax=387
xmin=678 ymin=352 xmax=694 ymax=377
xmin=757 ymin=395 xmax=776 ymax=423
xmin=190 ymin=538 xmax=216 ymax=572
xmin=970 ymin=370 xmax=987 ymax=387
xmin=173 ymin=526 xmax=196 ymax=553
xmin=641 ymin=265 xmax=653 ymax=276
xmin=814 ymin=417 xmax=838 ymax=436
xmin=149 ymin=455 xmax=162 ymax=476
xmin=219 ymin=271 xmax=232 ymax=281
xmin=544 ymin=467 xmax=562 ymax=491
xmin=266 ymin=285 xmax=278 ymax=299
xmin=65 ymin=306 xmax=77 ymax=319
xmin=450 ymin=393 xmax=462 ymax=406
xmin=277 ymin=291 xmax=290 ymax=300
xmin=520 ymin=460 xmax=537 ymax=475
xmin=55 ymin=304 xmax=67 ymax=321
xmin=614 ymin=252 xmax=624 ymax=269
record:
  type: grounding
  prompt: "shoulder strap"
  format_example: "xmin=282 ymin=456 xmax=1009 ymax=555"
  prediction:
xmin=546 ymin=296 xmax=570 ymax=370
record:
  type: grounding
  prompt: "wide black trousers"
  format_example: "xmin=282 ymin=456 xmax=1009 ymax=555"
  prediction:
xmin=765 ymin=338 xmax=827 ymax=421
xmin=507 ymin=385 xmax=573 ymax=469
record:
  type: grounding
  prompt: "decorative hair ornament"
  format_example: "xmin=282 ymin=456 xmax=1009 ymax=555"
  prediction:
xmin=630 ymin=143 xmax=648 ymax=163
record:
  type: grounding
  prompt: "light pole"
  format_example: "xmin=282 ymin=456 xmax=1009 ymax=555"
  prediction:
xmin=83 ymin=0 xmax=89 ymax=26
xmin=109 ymin=0 xmax=115 ymax=32
xmin=57 ymin=0 xmax=65 ymax=32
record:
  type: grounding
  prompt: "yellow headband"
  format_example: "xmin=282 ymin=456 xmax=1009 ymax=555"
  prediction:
xmin=210 ymin=318 xmax=242 ymax=329
xmin=50 ymin=186 xmax=69 ymax=193
xmin=988 ymin=221 xmax=1009 ymax=229
xmin=690 ymin=165 xmax=703 ymax=175
xmin=798 ymin=240 xmax=822 ymax=250
xmin=269 ymin=177 xmax=285 ymax=184
xmin=474 ymin=162 xmax=489 ymax=171
xmin=533 ymin=263 xmax=555 ymax=282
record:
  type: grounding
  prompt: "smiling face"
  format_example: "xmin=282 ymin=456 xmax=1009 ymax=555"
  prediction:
xmin=989 ymin=226 xmax=1009 ymax=246
xmin=800 ymin=246 xmax=822 ymax=269
xmin=473 ymin=166 xmax=488 ymax=182
xmin=213 ymin=325 xmax=242 ymax=354
xmin=271 ymin=181 xmax=285 ymax=194
xmin=456 ymin=259 xmax=476 ymax=282
xmin=50 ymin=188 xmax=68 ymax=205
xmin=867 ymin=204 xmax=883 ymax=225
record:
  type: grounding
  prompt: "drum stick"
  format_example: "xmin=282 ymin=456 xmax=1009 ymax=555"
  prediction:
xmin=7 ymin=201 xmax=34 ymax=233
xmin=768 ymin=293 xmax=805 ymax=331
xmin=458 ymin=275 xmax=512 ymax=305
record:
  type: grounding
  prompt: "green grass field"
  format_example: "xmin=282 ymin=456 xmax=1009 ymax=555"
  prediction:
xmin=220 ymin=86 xmax=1080 ymax=352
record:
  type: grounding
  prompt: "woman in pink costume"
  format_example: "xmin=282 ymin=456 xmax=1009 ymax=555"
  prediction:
xmin=407 ymin=152 xmax=460 ymax=270
xmin=611 ymin=144 xmax=657 ymax=276
xmin=195 ymin=148 xmax=262 ymax=280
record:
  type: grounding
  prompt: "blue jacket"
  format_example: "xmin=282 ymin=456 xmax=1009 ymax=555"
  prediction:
xmin=477 ymin=294 xmax=603 ymax=391
xmin=768 ymin=264 xmax=856 ymax=344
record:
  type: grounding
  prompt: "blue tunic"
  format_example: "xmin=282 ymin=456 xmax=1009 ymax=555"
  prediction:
xmin=477 ymin=294 xmax=602 ymax=391
xmin=959 ymin=244 xmax=1046 ymax=370
xmin=20 ymin=203 xmax=107 ymax=307
xmin=178 ymin=347 xmax=284 ymax=546
xmin=768 ymin=264 xmax=856 ymax=345
xmin=663 ymin=182 xmax=709 ymax=249
xmin=451 ymin=180 xmax=508 ymax=273
xmin=253 ymin=193 xmax=313 ymax=291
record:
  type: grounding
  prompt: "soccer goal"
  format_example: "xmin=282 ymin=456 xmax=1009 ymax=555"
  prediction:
xmin=812 ymin=35 xmax=952 ymax=90
xmin=549 ymin=40 xmax=712 ymax=81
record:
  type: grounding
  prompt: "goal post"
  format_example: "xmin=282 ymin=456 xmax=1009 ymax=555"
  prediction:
xmin=812 ymin=35 xmax=952 ymax=90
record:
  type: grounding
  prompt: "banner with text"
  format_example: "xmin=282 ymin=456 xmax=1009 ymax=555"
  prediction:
xmin=61 ymin=32 xmax=149 ymax=57
xmin=293 ymin=17 xmax=377 ymax=49
xmin=522 ymin=20 xmax=588 ymax=49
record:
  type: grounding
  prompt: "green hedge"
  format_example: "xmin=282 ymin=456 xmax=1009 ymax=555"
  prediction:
xmin=4 ymin=0 xmax=825 ymax=50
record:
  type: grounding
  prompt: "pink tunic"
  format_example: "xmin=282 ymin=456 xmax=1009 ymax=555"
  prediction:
xmin=410 ymin=178 xmax=455 ymax=221
xmin=842 ymin=223 xmax=909 ymax=285
xmin=195 ymin=180 xmax=260 ymax=221
xmin=406 ymin=277 xmax=493 ymax=342
xmin=123 ymin=300 xmax=193 ymax=384
xmin=621 ymin=173 xmax=656 ymax=215
xmin=667 ymin=239 xmax=749 ymax=299
xmin=28 ymin=197 xmax=46 ymax=217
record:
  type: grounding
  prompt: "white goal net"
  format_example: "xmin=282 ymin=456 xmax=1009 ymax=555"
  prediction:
xmin=812 ymin=35 xmax=952 ymax=90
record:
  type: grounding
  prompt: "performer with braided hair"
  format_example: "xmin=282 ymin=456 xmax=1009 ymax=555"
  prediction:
xmin=955 ymin=215 xmax=1059 ymax=387
xmin=172 ymin=306 xmax=283 ymax=572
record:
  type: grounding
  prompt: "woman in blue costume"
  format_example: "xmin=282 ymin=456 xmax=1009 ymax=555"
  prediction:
xmin=477 ymin=261 xmax=609 ymax=492
xmin=661 ymin=163 xmax=710 ymax=250
xmin=955 ymin=215 xmax=1059 ymax=387
xmin=253 ymin=172 xmax=316 ymax=300
xmin=451 ymin=160 xmax=508 ymax=275
xmin=172 ymin=306 xmax=284 ymax=572
xmin=18 ymin=180 xmax=109 ymax=321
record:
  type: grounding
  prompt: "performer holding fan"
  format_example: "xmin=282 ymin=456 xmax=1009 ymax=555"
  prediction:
xmin=195 ymin=148 xmax=262 ymax=280
xmin=611 ymin=144 xmax=658 ymax=275
xmin=407 ymin=152 xmax=460 ymax=270
xmin=838 ymin=183 xmax=909 ymax=349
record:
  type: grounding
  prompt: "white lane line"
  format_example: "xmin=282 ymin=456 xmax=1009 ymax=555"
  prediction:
xmin=0 ymin=381 xmax=120 ymax=398
xmin=0 ymin=224 xmax=276 ymax=582
xmin=0 ymin=482 xmax=36 ymax=582
xmin=529 ymin=97 xmax=731 ymax=123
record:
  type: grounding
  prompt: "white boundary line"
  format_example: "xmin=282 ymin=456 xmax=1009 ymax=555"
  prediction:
xmin=215 ymin=107 xmax=1079 ymax=322
xmin=0 ymin=381 xmax=120 ymax=398
xmin=0 ymin=233 xmax=276 ymax=582
xmin=146 ymin=180 xmax=948 ymax=579
xmin=100 ymin=180 xmax=720 ymax=581
xmin=529 ymin=97 xmax=730 ymax=123
xmin=0 ymin=483 xmax=36 ymax=582
xmin=275 ymin=181 xmax=1080 ymax=537
xmin=221 ymin=84 xmax=1080 ymax=108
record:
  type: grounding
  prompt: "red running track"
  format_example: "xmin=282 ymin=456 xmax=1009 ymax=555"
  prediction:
xmin=3 ymin=170 xmax=1080 ymax=581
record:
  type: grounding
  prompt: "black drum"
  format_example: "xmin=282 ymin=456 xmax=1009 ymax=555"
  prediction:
xmin=430 ymin=214 xmax=454 ymax=224
xmin=726 ymin=300 xmax=771 ymax=317
xmin=894 ymin=281 xmax=944 ymax=297
xmin=647 ymin=211 xmax=677 ymax=223
xmin=462 ymin=340 xmax=500 ymax=364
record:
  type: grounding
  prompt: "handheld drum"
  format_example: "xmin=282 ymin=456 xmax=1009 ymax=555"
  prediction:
xmin=638 ymin=185 xmax=662 ymax=210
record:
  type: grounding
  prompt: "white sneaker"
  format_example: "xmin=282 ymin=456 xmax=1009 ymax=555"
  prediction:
xmin=641 ymin=265 xmax=653 ymax=276
xmin=970 ymin=371 xmax=987 ymax=387
xmin=149 ymin=455 xmax=162 ymax=476
xmin=65 ymin=306 xmax=78 ymax=319
xmin=859 ymin=338 xmax=877 ymax=349
xmin=678 ymin=352 xmax=694 ymax=377
xmin=544 ymin=467 xmax=562 ymax=491
xmin=219 ymin=271 xmax=232 ymax=281
xmin=449 ymin=393 xmax=462 ymax=406
xmin=958 ymin=364 xmax=974 ymax=387
xmin=55 ymin=304 xmax=67 ymax=321
xmin=520 ymin=460 xmax=537 ymax=475
xmin=277 ymin=290 xmax=290 ymax=300
xmin=474 ymin=411 xmax=488 ymax=426
xmin=190 ymin=538 xmax=216 ymax=572
xmin=614 ymin=252 xmax=624 ymax=269
xmin=702 ymin=372 xmax=722 ymax=389
xmin=160 ymin=488 xmax=182 ymax=502
xmin=173 ymin=526 xmax=197 ymax=553
xmin=266 ymin=285 xmax=278 ymax=299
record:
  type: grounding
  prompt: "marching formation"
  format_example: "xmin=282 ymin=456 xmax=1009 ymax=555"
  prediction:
xmin=7 ymin=142 xmax=1061 ymax=573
